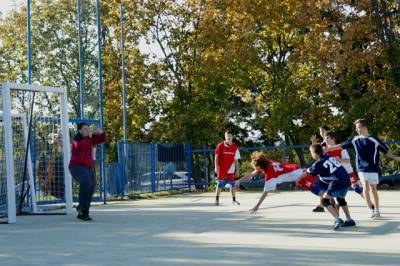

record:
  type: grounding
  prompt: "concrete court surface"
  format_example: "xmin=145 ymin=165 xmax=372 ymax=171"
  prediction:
xmin=0 ymin=191 xmax=400 ymax=266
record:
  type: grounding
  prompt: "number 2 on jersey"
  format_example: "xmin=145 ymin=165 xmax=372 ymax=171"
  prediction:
xmin=272 ymin=162 xmax=283 ymax=172
xmin=323 ymin=157 xmax=341 ymax=174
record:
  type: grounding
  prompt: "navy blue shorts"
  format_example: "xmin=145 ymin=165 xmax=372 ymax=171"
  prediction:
xmin=329 ymin=188 xmax=348 ymax=198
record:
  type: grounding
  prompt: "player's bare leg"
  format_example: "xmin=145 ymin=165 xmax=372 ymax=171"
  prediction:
xmin=362 ymin=180 xmax=375 ymax=217
xmin=231 ymin=186 xmax=240 ymax=205
xmin=370 ymin=184 xmax=380 ymax=218
xmin=215 ymin=187 xmax=222 ymax=206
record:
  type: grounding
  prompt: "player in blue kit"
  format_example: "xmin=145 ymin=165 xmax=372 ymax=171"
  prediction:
xmin=325 ymin=119 xmax=400 ymax=219
xmin=297 ymin=144 xmax=355 ymax=230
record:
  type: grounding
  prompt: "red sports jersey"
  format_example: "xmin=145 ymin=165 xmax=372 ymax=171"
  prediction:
xmin=325 ymin=149 xmax=341 ymax=158
xmin=256 ymin=160 xmax=312 ymax=192
xmin=262 ymin=160 xmax=301 ymax=181
xmin=215 ymin=141 xmax=240 ymax=181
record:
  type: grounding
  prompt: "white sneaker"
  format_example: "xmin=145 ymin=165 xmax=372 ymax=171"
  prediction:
xmin=374 ymin=212 xmax=381 ymax=219
xmin=370 ymin=212 xmax=376 ymax=219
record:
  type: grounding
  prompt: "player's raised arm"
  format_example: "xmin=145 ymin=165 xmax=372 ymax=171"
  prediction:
xmin=384 ymin=150 xmax=400 ymax=162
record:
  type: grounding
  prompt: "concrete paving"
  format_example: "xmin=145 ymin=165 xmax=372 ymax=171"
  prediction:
xmin=1 ymin=191 xmax=399 ymax=266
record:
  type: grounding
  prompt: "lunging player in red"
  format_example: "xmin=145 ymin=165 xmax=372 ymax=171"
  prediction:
xmin=235 ymin=151 xmax=317 ymax=214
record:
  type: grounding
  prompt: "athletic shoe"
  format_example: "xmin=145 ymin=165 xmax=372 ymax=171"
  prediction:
xmin=370 ymin=212 xmax=376 ymax=219
xmin=374 ymin=212 xmax=381 ymax=219
xmin=312 ymin=206 xmax=324 ymax=212
xmin=215 ymin=200 xmax=219 ymax=206
xmin=333 ymin=218 xmax=344 ymax=230
xmin=77 ymin=214 xmax=93 ymax=221
xmin=343 ymin=219 xmax=356 ymax=227
xmin=232 ymin=200 xmax=240 ymax=205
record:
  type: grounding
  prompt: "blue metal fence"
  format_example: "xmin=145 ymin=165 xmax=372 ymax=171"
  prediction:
xmin=104 ymin=142 xmax=193 ymax=198
xmin=102 ymin=140 xmax=400 ymax=200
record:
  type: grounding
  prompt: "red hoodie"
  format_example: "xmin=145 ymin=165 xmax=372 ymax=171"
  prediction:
xmin=69 ymin=133 xmax=107 ymax=168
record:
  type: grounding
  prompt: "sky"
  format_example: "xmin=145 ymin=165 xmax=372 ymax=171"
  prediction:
xmin=0 ymin=0 xmax=24 ymax=17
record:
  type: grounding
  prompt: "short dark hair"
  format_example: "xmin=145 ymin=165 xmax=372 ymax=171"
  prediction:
xmin=224 ymin=130 xmax=233 ymax=135
xmin=77 ymin=123 xmax=89 ymax=130
xmin=319 ymin=125 xmax=330 ymax=131
xmin=310 ymin=144 xmax=323 ymax=156
xmin=324 ymin=130 xmax=336 ymax=141
xmin=354 ymin=118 xmax=368 ymax=128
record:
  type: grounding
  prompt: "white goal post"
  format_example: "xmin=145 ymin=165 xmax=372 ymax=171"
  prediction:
xmin=1 ymin=82 xmax=73 ymax=223
xmin=0 ymin=112 xmax=36 ymax=219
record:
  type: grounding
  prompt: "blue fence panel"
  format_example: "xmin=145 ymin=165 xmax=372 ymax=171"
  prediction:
xmin=117 ymin=142 xmax=192 ymax=195
xmin=154 ymin=143 xmax=188 ymax=191
xmin=118 ymin=142 xmax=153 ymax=195
xmin=104 ymin=163 xmax=123 ymax=197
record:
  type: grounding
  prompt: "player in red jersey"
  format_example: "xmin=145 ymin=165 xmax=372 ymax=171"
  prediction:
xmin=214 ymin=131 xmax=241 ymax=206
xmin=235 ymin=151 xmax=317 ymax=214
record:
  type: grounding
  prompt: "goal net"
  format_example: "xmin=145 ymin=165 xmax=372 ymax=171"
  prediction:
xmin=0 ymin=82 xmax=72 ymax=224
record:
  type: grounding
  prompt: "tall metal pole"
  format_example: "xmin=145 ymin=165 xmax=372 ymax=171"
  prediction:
xmin=77 ymin=0 xmax=85 ymax=119
xmin=96 ymin=0 xmax=106 ymax=204
xmin=27 ymin=0 xmax=32 ymax=84
xmin=120 ymin=3 xmax=128 ymax=199
xmin=120 ymin=3 xmax=127 ymax=143
xmin=19 ymin=0 xmax=36 ymax=215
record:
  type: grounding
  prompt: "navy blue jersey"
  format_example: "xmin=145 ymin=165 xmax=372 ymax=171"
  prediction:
xmin=341 ymin=135 xmax=389 ymax=173
xmin=307 ymin=155 xmax=351 ymax=195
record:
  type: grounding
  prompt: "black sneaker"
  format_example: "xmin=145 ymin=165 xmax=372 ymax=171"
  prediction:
xmin=77 ymin=214 xmax=93 ymax=221
xmin=232 ymin=200 xmax=240 ymax=205
xmin=215 ymin=200 xmax=219 ymax=206
xmin=312 ymin=206 xmax=325 ymax=212
xmin=343 ymin=219 xmax=356 ymax=227
xmin=333 ymin=218 xmax=344 ymax=230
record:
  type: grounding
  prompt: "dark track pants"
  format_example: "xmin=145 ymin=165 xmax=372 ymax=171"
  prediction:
xmin=69 ymin=165 xmax=95 ymax=212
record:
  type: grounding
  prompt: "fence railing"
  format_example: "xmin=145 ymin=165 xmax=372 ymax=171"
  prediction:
xmin=104 ymin=140 xmax=400 ymax=199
